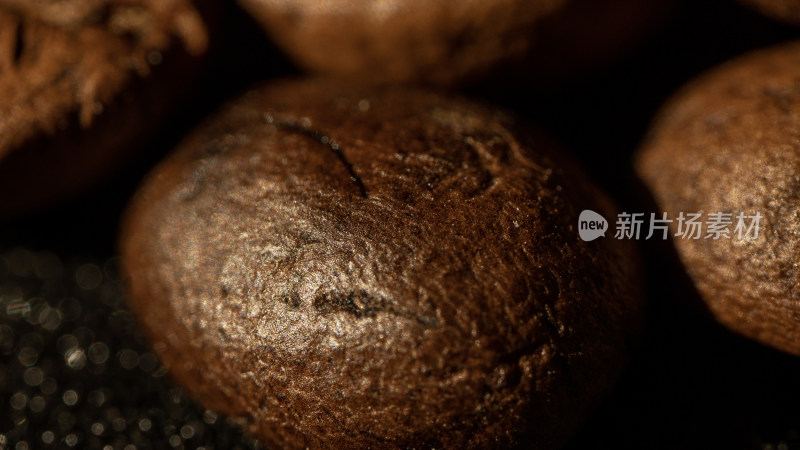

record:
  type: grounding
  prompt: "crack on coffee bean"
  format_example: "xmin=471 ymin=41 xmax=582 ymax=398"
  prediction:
xmin=296 ymin=233 xmax=322 ymax=247
xmin=488 ymin=363 xmax=523 ymax=390
xmin=313 ymin=290 xmax=438 ymax=326
xmin=92 ymin=3 xmax=114 ymax=26
xmin=494 ymin=124 xmax=547 ymax=174
xmin=266 ymin=114 xmax=368 ymax=198
xmin=351 ymin=427 xmax=392 ymax=444
xmin=12 ymin=18 xmax=24 ymax=65
xmin=179 ymin=161 xmax=208 ymax=201
xmin=542 ymin=304 xmax=564 ymax=337
xmin=313 ymin=290 xmax=384 ymax=318
xmin=764 ymin=87 xmax=793 ymax=114
xmin=276 ymin=292 xmax=301 ymax=308
xmin=536 ymin=269 xmax=566 ymax=338
xmin=497 ymin=343 xmax=542 ymax=367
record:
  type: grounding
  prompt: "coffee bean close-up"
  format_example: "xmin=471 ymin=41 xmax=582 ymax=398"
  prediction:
xmin=2 ymin=1 xmax=800 ymax=449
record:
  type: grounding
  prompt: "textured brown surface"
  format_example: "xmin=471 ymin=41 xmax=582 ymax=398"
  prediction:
xmin=236 ymin=0 xmax=667 ymax=86
xmin=121 ymin=79 xmax=644 ymax=449
xmin=737 ymin=0 xmax=800 ymax=24
xmin=636 ymin=41 xmax=800 ymax=356
xmin=0 ymin=0 xmax=211 ymax=216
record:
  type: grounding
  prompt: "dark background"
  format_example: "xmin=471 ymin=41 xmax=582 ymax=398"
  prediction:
xmin=2 ymin=0 xmax=800 ymax=448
